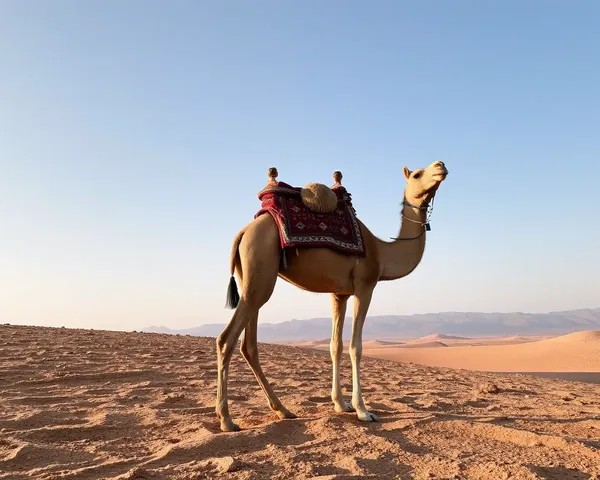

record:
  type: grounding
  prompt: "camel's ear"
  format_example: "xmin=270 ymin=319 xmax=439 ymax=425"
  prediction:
xmin=403 ymin=166 xmax=412 ymax=179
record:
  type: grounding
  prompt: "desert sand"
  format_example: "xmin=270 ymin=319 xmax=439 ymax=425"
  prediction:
xmin=364 ymin=331 xmax=600 ymax=375
xmin=298 ymin=332 xmax=600 ymax=375
xmin=1 ymin=324 xmax=600 ymax=479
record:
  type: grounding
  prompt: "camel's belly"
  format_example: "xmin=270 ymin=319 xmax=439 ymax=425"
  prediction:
xmin=277 ymin=247 xmax=356 ymax=295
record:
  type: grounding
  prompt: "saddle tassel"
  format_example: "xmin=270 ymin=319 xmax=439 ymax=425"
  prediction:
xmin=281 ymin=248 xmax=288 ymax=269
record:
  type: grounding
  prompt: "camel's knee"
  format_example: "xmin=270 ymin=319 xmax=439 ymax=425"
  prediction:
xmin=330 ymin=340 xmax=342 ymax=359
xmin=216 ymin=333 xmax=235 ymax=361
xmin=349 ymin=345 xmax=362 ymax=362
xmin=216 ymin=333 xmax=226 ymax=354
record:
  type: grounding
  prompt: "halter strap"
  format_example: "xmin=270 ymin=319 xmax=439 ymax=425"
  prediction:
xmin=401 ymin=199 xmax=430 ymax=210
xmin=390 ymin=196 xmax=435 ymax=240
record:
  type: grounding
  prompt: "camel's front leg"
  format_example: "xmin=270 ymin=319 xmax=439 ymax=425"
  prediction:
xmin=330 ymin=294 xmax=354 ymax=413
xmin=349 ymin=287 xmax=380 ymax=422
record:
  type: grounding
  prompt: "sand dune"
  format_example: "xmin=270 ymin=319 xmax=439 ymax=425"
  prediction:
xmin=2 ymin=325 xmax=600 ymax=479
xmin=504 ymin=336 xmax=531 ymax=342
xmin=542 ymin=330 xmax=600 ymax=344
xmin=416 ymin=333 xmax=470 ymax=341
xmin=295 ymin=339 xmax=406 ymax=350
xmin=295 ymin=334 xmax=541 ymax=352
xmin=362 ymin=330 xmax=600 ymax=373
xmin=370 ymin=339 xmax=405 ymax=346
xmin=363 ymin=339 xmax=405 ymax=348
xmin=401 ymin=341 xmax=449 ymax=348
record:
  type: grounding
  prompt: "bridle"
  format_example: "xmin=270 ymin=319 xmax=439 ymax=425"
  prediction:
xmin=390 ymin=195 xmax=436 ymax=241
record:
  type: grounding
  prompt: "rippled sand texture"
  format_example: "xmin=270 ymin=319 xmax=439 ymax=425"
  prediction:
xmin=1 ymin=325 xmax=599 ymax=479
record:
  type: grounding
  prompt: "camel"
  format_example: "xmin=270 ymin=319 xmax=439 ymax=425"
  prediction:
xmin=216 ymin=160 xmax=449 ymax=432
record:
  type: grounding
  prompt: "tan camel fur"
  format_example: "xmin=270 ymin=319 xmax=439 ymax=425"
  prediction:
xmin=216 ymin=161 xmax=449 ymax=432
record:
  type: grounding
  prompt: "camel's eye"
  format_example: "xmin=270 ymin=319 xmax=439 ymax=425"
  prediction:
xmin=413 ymin=172 xmax=421 ymax=179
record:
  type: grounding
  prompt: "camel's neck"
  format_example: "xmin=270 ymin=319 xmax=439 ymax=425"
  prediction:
xmin=378 ymin=197 xmax=428 ymax=281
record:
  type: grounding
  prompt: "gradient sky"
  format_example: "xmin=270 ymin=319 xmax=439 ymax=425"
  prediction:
xmin=1 ymin=1 xmax=599 ymax=332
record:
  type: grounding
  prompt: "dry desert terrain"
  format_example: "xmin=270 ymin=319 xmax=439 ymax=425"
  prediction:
xmin=1 ymin=324 xmax=600 ymax=479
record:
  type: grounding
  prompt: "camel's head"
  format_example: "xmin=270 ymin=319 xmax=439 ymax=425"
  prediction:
xmin=403 ymin=160 xmax=448 ymax=206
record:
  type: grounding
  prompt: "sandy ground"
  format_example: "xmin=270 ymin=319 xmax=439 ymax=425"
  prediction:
xmin=1 ymin=325 xmax=600 ymax=479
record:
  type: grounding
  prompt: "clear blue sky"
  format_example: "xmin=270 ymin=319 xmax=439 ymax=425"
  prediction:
xmin=1 ymin=1 xmax=598 ymax=331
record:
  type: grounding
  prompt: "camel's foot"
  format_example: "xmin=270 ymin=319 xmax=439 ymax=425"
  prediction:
xmin=356 ymin=409 xmax=381 ymax=422
xmin=219 ymin=417 xmax=241 ymax=432
xmin=275 ymin=406 xmax=297 ymax=419
xmin=333 ymin=401 xmax=355 ymax=413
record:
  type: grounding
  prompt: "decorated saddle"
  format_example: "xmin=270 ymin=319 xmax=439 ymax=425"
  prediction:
xmin=255 ymin=168 xmax=365 ymax=257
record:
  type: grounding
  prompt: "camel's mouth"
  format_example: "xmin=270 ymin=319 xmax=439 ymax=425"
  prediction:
xmin=432 ymin=171 xmax=448 ymax=180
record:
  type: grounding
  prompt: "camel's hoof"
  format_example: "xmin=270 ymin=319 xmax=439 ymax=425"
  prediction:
xmin=220 ymin=418 xmax=241 ymax=432
xmin=334 ymin=402 xmax=355 ymax=413
xmin=357 ymin=410 xmax=381 ymax=422
xmin=276 ymin=408 xmax=297 ymax=419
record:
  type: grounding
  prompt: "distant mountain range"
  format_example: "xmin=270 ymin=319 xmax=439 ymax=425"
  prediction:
xmin=143 ymin=307 xmax=600 ymax=342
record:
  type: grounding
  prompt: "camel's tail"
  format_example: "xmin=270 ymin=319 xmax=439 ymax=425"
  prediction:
xmin=225 ymin=229 xmax=245 ymax=309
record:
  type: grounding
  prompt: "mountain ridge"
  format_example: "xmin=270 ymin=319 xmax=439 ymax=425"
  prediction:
xmin=143 ymin=307 xmax=600 ymax=342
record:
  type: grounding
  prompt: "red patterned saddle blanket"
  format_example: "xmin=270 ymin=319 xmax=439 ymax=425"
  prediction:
xmin=255 ymin=181 xmax=365 ymax=256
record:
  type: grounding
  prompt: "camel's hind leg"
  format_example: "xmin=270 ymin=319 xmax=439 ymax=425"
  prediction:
xmin=215 ymin=300 xmax=258 ymax=432
xmin=216 ymin=215 xmax=281 ymax=432
xmin=241 ymin=314 xmax=296 ymax=419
